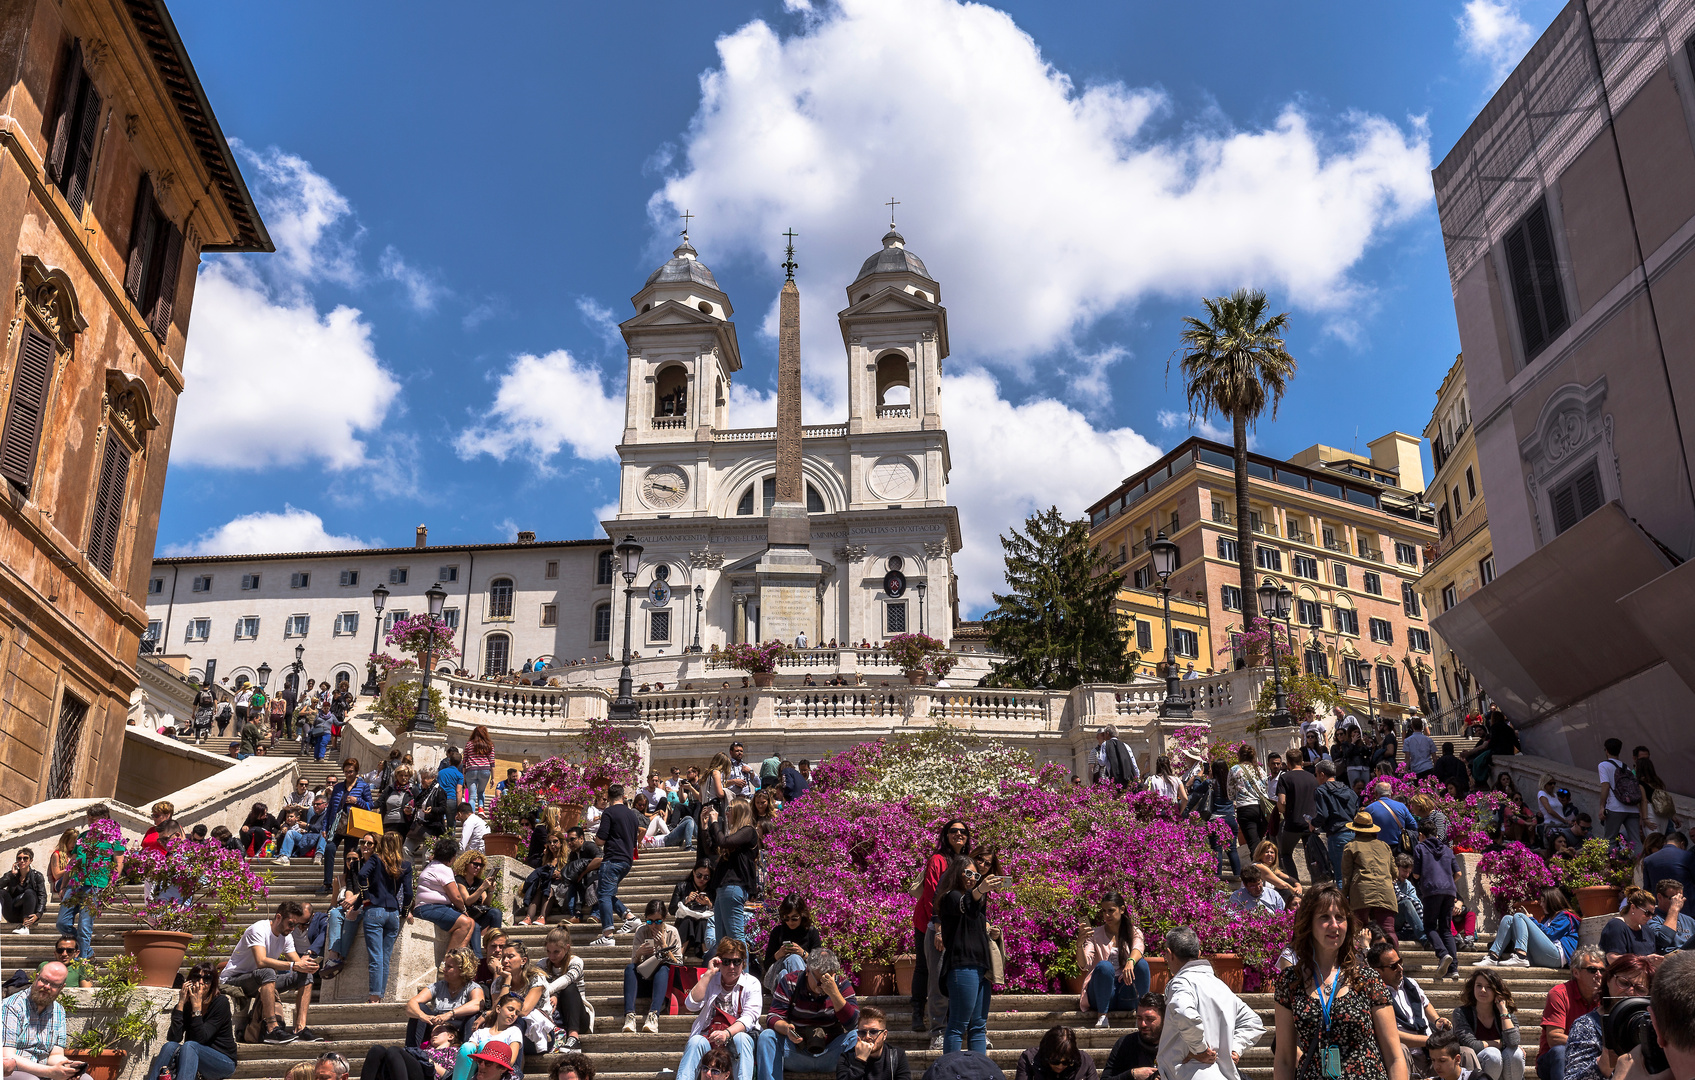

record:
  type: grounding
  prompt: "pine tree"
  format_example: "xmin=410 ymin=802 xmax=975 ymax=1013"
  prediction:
xmin=984 ymin=506 xmax=1137 ymax=689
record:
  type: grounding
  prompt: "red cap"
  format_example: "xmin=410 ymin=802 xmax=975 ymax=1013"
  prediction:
xmin=470 ymin=1043 xmax=515 ymax=1074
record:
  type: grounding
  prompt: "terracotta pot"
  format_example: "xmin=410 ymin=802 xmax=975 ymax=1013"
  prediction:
xmin=752 ymin=672 xmax=776 ymax=688
xmin=894 ymin=954 xmax=917 ymax=996
xmin=905 ymin=670 xmax=926 ymax=685
xmin=1061 ymin=974 xmax=1086 ymax=996
xmin=554 ymin=803 xmax=586 ymax=828
xmin=484 ymin=832 xmax=523 ymax=858
xmin=1145 ymin=955 xmax=1170 ymax=993
xmin=856 ymin=963 xmax=895 ymax=995
xmin=1512 ymin=899 xmax=1547 ymax=921
xmin=123 ymin=928 xmax=193 ymax=987
xmin=1206 ymin=953 xmax=1245 ymax=993
xmin=1576 ymin=885 xmax=1623 ymax=919
xmin=67 ymin=1050 xmax=126 ymax=1080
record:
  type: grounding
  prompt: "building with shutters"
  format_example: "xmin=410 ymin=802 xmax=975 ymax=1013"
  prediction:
xmin=1428 ymin=0 xmax=1695 ymax=772
xmin=1086 ymin=435 xmax=1438 ymax=725
xmin=1414 ymin=355 xmax=1497 ymax=726
xmin=0 ymin=0 xmax=269 ymax=813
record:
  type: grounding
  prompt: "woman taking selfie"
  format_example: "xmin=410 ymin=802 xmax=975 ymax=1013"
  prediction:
xmin=1076 ymin=892 xmax=1149 ymax=1027
xmin=1272 ymin=885 xmax=1408 ymax=1080
xmin=621 ymin=900 xmax=682 ymax=1035
xmin=705 ymin=799 xmax=759 ymax=951
xmin=145 ymin=963 xmax=237 ymax=1080
xmin=913 ymin=820 xmax=971 ymax=1041
xmin=937 ymin=854 xmax=999 ymax=1054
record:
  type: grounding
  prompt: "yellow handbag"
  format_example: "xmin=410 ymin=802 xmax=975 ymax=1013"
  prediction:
xmin=343 ymin=806 xmax=383 ymax=839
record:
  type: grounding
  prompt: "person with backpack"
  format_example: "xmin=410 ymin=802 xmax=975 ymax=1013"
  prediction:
xmin=1598 ymin=738 xmax=1643 ymax=846
xmin=1312 ymin=762 xmax=1359 ymax=889
xmin=1412 ymin=824 xmax=1461 ymax=982
xmin=1364 ymin=781 xmax=1419 ymax=853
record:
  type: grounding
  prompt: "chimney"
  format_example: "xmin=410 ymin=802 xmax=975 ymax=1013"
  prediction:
xmin=517 ymin=531 xmax=537 ymax=543
xmin=415 ymin=524 xmax=428 ymax=548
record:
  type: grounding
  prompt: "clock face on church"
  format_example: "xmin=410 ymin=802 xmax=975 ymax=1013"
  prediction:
xmin=641 ymin=466 xmax=689 ymax=509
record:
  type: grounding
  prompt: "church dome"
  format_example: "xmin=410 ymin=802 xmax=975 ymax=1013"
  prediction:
xmin=644 ymin=236 xmax=721 ymax=290
xmin=854 ymin=229 xmax=933 ymax=283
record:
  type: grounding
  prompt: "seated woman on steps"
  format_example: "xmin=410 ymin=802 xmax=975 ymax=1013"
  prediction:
xmin=542 ymin=926 xmax=593 ymax=1051
xmin=763 ymin=894 xmax=821 ymax=988
xmin=144 ymin=963 xmax=238 ymax=1080
xmin=450 ymin=994 xmax=525 ymax=1080
xmin=671 ymin=860 xmax=717 ymax=961
xmin=360 ymin=1023 xmax=464 ymax=1080
xmin=624 ymin=900 xmax=684 ymax=1035
xmin=516 ymin=831 xmax=568 ymax=925
xmin=492 ymin=941 xmax=566 ymax=1054
xmin=1076 ymin=891 xmax=1149 ymax=1028
xmin=414 ymin=838 xmax=478 ymax=958
xmin=404 ymin=948 xmax=485 ymax=1048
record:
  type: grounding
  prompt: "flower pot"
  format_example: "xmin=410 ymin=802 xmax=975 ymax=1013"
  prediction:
xmin=1145 ymin=956 xmax=1170 ymax=993
xmin=1512 ymin=899 xmax=1547 ymax=921
xmin=1576 ymin=885 xmax=1623 ymax=919
xmin=856 ymin=963 xmax=895 ymax=995
xmin=123 ymin=928 xmax=193 ymax=987
xmin=484 ymin=833 xmax=523 ymax=858
xmin=1061 ymin=974 xmax=1086 ymax=996
xmin=894 ymin=954 xmax=917 ymax=996
xmin=67 ymin=1050 xmax=126 ymax=1080
xmin=752 ymin=672 xmax=776 ymax=688
xmin=554 ymin=803 xmax=586 ymax=828
xmin=905 ymin=670 xmax=926 ymax=685
xmin=1206 ymin=953 xmax=1244 ymax=993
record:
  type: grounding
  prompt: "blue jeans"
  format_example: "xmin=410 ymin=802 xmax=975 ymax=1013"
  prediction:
xmin=757 ymin=1026 xmax=858 ymax=1080
xmin=1491 ymin=913 xmax=1568 ymax=968
xmin=278 ymin=831 xmax=322 ymax=858
xmin=325 ymin=905 xmax=364 ymax=959
xmin=664 ymin=817 xmax=698 ymax=848
xmin=678 ymin=1032 xmax=755 ymax=1080
xmin=363 ymin=907 xmax=401 ymax=997
xmin=56 ymin=898 xmax=94 ymax=959
xmin=415 ymin=903 xmax=474 ymax=954
xmin=623 ymin=963 xmax=672 ymax=1015
xmin=1087 ymin=958 xmax=1148 ymax=1013
xmin=596 ymin=859 xmax=633 ymax=930
xmin=715 ymin=883 xmax=750 ymax=949
xmin=944 ymin=966 xmax=990 ymax=1054
xmin=314 ymin=732 xmax=332 ymax=760
xmin=1536 ymin=1046 xmax=1566 ymax=1080
xmin=1327 ymin=831 xmax=1355 ymax=887
xmin=147 ymin=1041 xmax=236 ymax=1080
xmin=464 ymin=769 xmax=492 ymax=809
xmin=323 ymin=836 xmax=356 ymax=891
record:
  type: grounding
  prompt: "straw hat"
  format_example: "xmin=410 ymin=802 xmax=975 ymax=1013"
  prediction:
xmin=1349 ymin=811 xmax=1381 ymax=835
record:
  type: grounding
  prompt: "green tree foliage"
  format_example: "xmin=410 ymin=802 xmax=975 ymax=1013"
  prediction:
xmin=984 ymin=507 xmax=1137 ymax=689
xmin=1174 ymin=289 xmax=1297 ymax=622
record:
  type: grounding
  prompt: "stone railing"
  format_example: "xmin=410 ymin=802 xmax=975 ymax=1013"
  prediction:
xmin=776 ymin=689 xmax=904 ymax=720
xmin=445 ymin=677 xmax=577 ymax=722
xmin=929 ymin=688 xmax=1053 ymax=726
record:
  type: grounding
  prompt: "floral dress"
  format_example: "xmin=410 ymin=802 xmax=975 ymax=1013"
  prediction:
xmin=1274 ymin=965 xmax=1393 ymax=1080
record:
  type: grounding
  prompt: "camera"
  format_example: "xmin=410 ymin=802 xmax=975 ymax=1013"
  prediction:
xmin=1605 ymin=997 xmax=1669 ymax=1077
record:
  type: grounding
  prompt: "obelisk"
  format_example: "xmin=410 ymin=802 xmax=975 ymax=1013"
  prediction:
xmin=756 ymin=231 xmax=821 ymax=644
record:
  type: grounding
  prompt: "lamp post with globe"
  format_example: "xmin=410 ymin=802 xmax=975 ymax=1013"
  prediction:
xmin=409 ymin=582 xmax=449 ymax=733
xmin=362 ymin=583 xmax=390 ymax=696
xmin=609 ymin=536 xmax=644 ymax=723
xmin=1257 ymin=576 xmax=1294 ymax=727
xmin=1148 ymin=532 xmax=1192 ymax=720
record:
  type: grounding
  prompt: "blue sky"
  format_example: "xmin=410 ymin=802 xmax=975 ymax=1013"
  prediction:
xmin=160 ymin=0 xmax=1562 ymax=612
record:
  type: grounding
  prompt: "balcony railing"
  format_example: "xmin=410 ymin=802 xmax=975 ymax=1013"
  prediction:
xmin=652 ymin=416 xmax=687 ymax=429
xmin=876 ymin=404 xmax=911 ymax=419
xmin=1132 ymin=538 xmax=1149 ymax=556
xmin=1250 ymin=520 xmax=1278 ymax=536
xmin=1359 ymin=547 xmax=1385 ymax=563
xmin=1322 ymin=537 xmax=1349 ymax=553
xmin=1288 ymin=527 xmax=1314 ymax=545
xmin=1211 ymin=510 xmax=1234 ymax=525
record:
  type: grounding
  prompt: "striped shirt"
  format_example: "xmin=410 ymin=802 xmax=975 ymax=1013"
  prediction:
xmin=1 ymin=988 xmax=67 ymax=1059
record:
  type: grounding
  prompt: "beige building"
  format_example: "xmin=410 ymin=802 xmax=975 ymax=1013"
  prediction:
xmin=0 ymin=0 xmax=268 ymax=813
xmin=1416 ymin=356 xmax=1496 ymax=723
xmin=1431 ymin=0 xmax=1695 ymax=775
xmin=1087 ymin=435 xmax=1438 ymax=723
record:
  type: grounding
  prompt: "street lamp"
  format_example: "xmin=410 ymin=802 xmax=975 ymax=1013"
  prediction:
xmin=410 ymin=581 xmax=448 ymax=732
xmin=1258 ymin=577 xmax=1292 ymax=727
xmin=362 ymin=582 xmax=390 ymax=696
xmin=609 ymin=536 xmax=644 ymax=722
xmin=688 ymin=584 xmax=705 ymax=653
xmin=1148 ymin=532 xmax=1191 ymax=719
xmin=291 ymin=642 xmax=305 ymax=692
xmin=256 ymin=661 xmax=272 ymax=692
xmin=916 ymin=579 xmax=928 ymax=635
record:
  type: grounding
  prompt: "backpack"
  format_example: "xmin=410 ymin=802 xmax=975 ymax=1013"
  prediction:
xmin=1609 ymin=760 xmax=1642 ymax=806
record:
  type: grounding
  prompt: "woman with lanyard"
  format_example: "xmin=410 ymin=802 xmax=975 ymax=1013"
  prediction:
xmin=1273 ymin=884 xmax=1407 ymax=1080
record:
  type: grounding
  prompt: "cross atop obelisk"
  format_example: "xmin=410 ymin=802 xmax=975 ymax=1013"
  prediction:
xmin=771 ymin=230 xmax=805 ymax=519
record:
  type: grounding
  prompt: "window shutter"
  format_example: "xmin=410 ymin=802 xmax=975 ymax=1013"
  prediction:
xmin=1504 ymin=223 xmax=1543 ymax=355
xmin=0 ymin=324 xmax=58 ymax=492
xmin=87 ymin=435 xmax=130 ymax=577
xmin=1551 ymin=480 xmax=1579 ymax=534
xmin=1574 ymin=467 xmax=1603 ymax=518
xmin=48 ymin=42 xmax=83 ymax=185
xmin=1526 ymin=204 xmax=1568 ymax=340
xmin=63 ymin=78 xmax=103 ymax=218
xmin=147 ymin=223 xmax=184 ymax=340
xmin=125 ymin=174 xmax=156 ymax=304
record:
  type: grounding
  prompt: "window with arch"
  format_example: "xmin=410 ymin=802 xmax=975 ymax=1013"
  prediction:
xmin=875 ymin=352 xmax=910 ymax=407
xmin=737 ymin=476 xmax=827 ymax=515
xmin=2 ymin=261 xmax=87 ymax=497
xmin=488 ymin=578 xmax=514 ymax=619
xmin=593 ymin=602 xmax=612 ymax=642
xmin=654 ymin=365 xmax=688 ymax=418
xmin=597 ymin=550 xmax=614 ymax=585
xmin=484 ymin=634 xmax=511 ymax=676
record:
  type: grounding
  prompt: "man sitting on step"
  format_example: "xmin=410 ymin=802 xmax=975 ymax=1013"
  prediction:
xmin=220 ymin=900 xmax=322 ymax=1044
xmin=756 ymin=946 xmax=859 ymax=1080
xmin=677 ymin=938 xmax=764 ymax=1080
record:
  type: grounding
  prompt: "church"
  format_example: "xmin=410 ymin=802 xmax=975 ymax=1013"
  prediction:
xmin=145 ymin=223 xmax=966 ymax=685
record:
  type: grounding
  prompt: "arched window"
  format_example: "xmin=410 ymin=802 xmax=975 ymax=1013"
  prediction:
xmin=597 ymin=550 xmax=614 ymax=585
xmin=488 ymin=578 xmax=514 ymax=619
xmin=807 ymin=484 xmax=824 ymax=513
xmin=593 ymin=603 xmax=612 ymax=642
xmin=654 ymin=365 xmax=688 ymax=418
xmin=484 ymin=634 xmax=511 ymax=676
xmin=875 ymin=352 xmax=911 ymax=411
xmin=737 ymin=485 xmax=754 ymax=515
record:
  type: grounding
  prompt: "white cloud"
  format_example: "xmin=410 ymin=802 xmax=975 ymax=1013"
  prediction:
xmin=1157 ymin=407 xmax=1253 ymax=448
xmin=175 ymin=266 xmax=402 ymax=471
xmin=1458 ymin=0 xmax=1537 ymax=84
xmin=163 ymin=506 xmax=373 ymax=556
xmin=946 ymin=371 xmax=1161 ymax=611
xmin=576 ymin=298 xmax=624 ymax=350
xmin=380 ymin=247 xmax=443 ymax=312
xmin=652 ymin=0 xmax=1433 ymax=373
xmin=453 ymin=349 xmax=624 ymax=465
xmin=236 ymin=144 xmax=361 ymax=288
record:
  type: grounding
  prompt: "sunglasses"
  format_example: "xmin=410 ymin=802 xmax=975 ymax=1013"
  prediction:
xmin=946 ymin=827 xmax=967 ymax=835
xmin=857 ymin=1027 xmax=886 ymax=1037
xmin=703 ymin=1070 xmax=731 ymax=1078
xmin=54 ymin=946 xmax=76 ymax=955
xmin=720 ymin=958 xmax=745 ymax=967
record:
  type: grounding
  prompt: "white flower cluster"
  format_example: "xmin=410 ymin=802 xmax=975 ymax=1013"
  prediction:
xmin=850 ymin=724 xmax=1037 ymax=806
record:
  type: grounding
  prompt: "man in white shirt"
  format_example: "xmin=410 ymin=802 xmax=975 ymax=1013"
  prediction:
xmin=1157 ymin=926 xmax=1263 ymax=1080
xmin=1228 ymin=867 xmax=1285 ymax=912
xmin=1404 ymin=718 xmax=1438 ymax=780
xmin=676 ymin=940 xmax=763 ymax=1080
xmin=1597 ymin=737 xmax=1643 ymax=846
xmin=457 ymin=802 xmax=488 ymax=853
xmin=725 ymin=742 xmax=755 ymax=799
xmin=221 ymin=901 xmax=319 ymax=1044
xmin=794 ymin=631 xmax=808 ymax=649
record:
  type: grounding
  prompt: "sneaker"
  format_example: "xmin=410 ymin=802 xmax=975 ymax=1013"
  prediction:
xmin=1475 ymin=954 xmax=1498 ymax=966
xmin=590 ymin=935 xmax=616 ymax=948
xmin=263 ymin=1025 xmax=299 ymax=1045
xmin=10 ymin=926 xmax=28 ymax=935
xmin=1499 ymin=954 xmax=1530 ymax=967
xmin=623 ymin=1013 xmax=639 ymax=1033
xmin=559 ymin=1036 xmax=581 ymax=1051
xmin=618 ymin=917 xmax=642 ymax=933
xmin=294 ymin=1027 xmax=327 ymax=1043
xmin=274 ymin=856 xmax=291 ymax=866
xmin=1436 ymin=955 xmax=1454 ymax=979
xmin=643 ymin=1012 xmax=660 ymax=1034
xmin=929 ymin=1034 xmax=944 ymax=1052
xmin=1094 ymin=1014 xmax=1111 ymax=1028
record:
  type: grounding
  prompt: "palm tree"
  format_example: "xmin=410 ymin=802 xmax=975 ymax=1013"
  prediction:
xmin=1174 ymin=288 xmax=1297 ymax=624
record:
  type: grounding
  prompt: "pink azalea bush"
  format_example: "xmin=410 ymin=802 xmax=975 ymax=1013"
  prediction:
xmin=1476 ymin=841 xmax=1555 ymax=912
xmin=884 ymin=634 xmax=958 ymax=680
xmin=122 ymin=836 xmax=270 ymax=933
xmin=488 ymin=718 xmax=644 ymax=816
xmin=721 ymin=641 xmax=793 ymax=674
xmin=384 ymin=613 xmax=461 ymax=666
xmin=1375 ymin=766 xmax=1507 ymax=851
xmin=763 ymin=728 xmax=1292 ymax=990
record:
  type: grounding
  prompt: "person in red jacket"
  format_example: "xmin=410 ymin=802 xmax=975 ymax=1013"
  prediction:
xmin=911 ymin=820 xmax=970 ymax=1047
